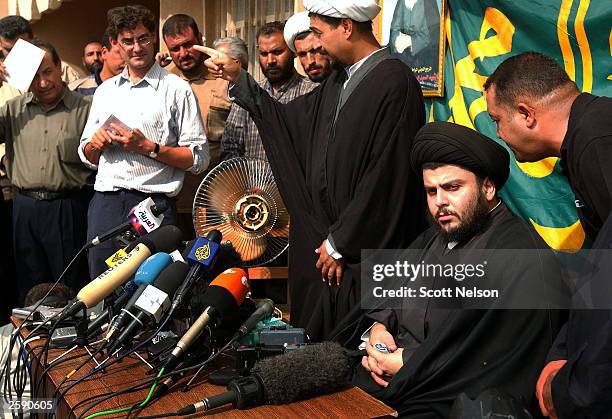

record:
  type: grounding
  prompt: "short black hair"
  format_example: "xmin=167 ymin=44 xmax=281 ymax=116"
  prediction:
xmin=24 ymin=282 xmax=75 ymax=308
xmin=162 ymin=14 xmax=199 ymax=39
xmin=484 ymin=52 xmax=578 ymax=108
xmin=101 ymin=28 xmax=112 ymax=50
xmin=107 ymin=5 xmax=156 ymax=40
xmin=309 ymin=13 xmax=373 ymax=34
xmin=256 ymin=21 xmax=285 ymax=42
xmin=0 ymin=15 xmax=32 ymax=40
xmin=29 ymin=38 xmax=60 ymax=65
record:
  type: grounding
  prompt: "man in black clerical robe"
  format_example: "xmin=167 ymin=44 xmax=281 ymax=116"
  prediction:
xmin=353 ymin=122 xmax=566 ymax=418
xmin=196 ymin=0 xmax=427 ymax=341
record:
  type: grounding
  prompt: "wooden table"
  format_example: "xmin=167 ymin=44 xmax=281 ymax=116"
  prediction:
xmin=17 ymin=321 xmax=397 ymax=418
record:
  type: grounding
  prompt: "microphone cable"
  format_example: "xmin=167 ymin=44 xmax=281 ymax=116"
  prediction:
xmin=1 ymin=242 xmax=88 ymax=403
xmin=79 ymin=367 xmax=166 ymax=419
xmin=54 ymin=307 xmax=175 ymax=409
xmin=74 ymin=336 xmax=239 ymax=419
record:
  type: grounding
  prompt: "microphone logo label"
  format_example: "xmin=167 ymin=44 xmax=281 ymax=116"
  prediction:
xmin=137 ymin=209 xmax=156 ymax=231
xmin=195 ymin=243 xmax=211 ymax=261
xmin=187 ymin=237 xmax=220 ymax=268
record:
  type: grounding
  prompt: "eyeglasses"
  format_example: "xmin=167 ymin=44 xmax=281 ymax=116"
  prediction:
xmin=119 ymin=35 xmax=153 ymax=49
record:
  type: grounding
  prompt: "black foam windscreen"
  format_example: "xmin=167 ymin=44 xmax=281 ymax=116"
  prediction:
xmin=200 ymin=286 xmax=239 ymax=318
xmin=153 ymin=261 xmax=189 ymax=295
xmin=251 ymin=342 xmax=353 ymax=404
xmin=139 ymin=225 xmax=182 ymax=254
xmin=207 ymin=229 xmax=222 ymax=243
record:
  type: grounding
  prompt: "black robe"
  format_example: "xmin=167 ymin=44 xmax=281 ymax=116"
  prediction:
xmin=230 ymin=48 xmax=427 ymax=341
xmin=348 ymin=204 xmax=565 ymax=418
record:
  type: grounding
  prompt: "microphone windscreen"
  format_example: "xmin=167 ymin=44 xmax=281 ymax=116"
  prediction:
xmin=251 ymin=342 xmax=353 ymax=404
xmin=206 ymin=229 xmax=222 ymax=244
xmin=151 ymin=199 xmax=169 ymax=216
xmin=153 ymin=261 xmax=190 ymax=295
xmin=134 ymin=253 xmax=173 ymax=285
xmin=139 ymin=225 xmax=182 ymax=254
xmin=202 ymin=268 xmax=250 ymax=317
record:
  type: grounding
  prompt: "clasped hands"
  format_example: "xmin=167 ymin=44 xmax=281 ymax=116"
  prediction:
xmin=90 ymin=123 xmax=154 ymax=155
xmin=361 ymin=323 xmax=404 ymax=387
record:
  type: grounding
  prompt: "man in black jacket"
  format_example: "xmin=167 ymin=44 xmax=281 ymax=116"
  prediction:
xmin=485 ymin=51 xmax=612 ymax=419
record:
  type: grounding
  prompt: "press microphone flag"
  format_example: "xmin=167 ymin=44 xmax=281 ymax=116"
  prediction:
xmin=107 ymin=261 xmax=189 ymax=353
xmin=61 ymin=225 xmax=182 ymax=319
xmin=86 ymin=197 xmax=168 ymax=249
xmin=171 ymin=230 xmax=222 ymax=310
xmin=162 ymin=268 xmax=250 ymax=372
xmin=87 ymin=254 xmax=171 ymax=337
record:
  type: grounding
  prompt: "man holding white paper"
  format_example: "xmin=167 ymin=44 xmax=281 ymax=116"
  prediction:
xmin=78 ymin=5 xmax=208 ymax=278
xmin=0 ymin=39 xmax=92 ymax=302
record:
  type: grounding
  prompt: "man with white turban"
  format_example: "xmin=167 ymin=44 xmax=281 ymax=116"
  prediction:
xmin=284 ymin=11 xmax=332 ymax=82
xmin=197 ymin=0 xmax=426 ymax=341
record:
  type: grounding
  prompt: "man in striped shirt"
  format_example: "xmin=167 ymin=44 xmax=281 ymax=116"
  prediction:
xmin=79 ymin=5 xmax=208 ymax=278
xmin=221 ymin=21 xmax=317 ymax=162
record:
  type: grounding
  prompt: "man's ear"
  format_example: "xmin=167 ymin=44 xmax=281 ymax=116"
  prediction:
xmin=341 ymin=18 xmax=353 ymax=39
xmin=517 ymin=101 xmax=536 ymax=129
xmin=483 ymin=177 xmax=497 ymax=201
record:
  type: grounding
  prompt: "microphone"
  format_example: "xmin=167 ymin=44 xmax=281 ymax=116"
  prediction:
xmin=233 ymin=298 xmax=274 ymax=340
xmin=61 ymin=225 xmax=182 ymax=319
xmin=94 ymin=252 xmax=172 ymax=339
xmin=162 ymin=268 xmax=250 ymax=372
xmin=107 ymin=261 xmax=189 ymax=354
xmin=170 ymin=230 xmax=222 ymax=311
xmin=85 ymin=197 xmax=168 ymax=249
xmin=178 ymin=342 xmax=353 ymax=415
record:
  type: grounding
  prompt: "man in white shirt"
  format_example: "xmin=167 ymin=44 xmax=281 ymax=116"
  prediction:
xmin=79 ymin=5 xmax=208 ymax=278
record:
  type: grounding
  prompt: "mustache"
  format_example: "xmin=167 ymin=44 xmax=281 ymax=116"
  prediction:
xmin=306 ymin=64 xmax=322 ymax=72
xmin=436 ymin=208 xmax=458 ymax=218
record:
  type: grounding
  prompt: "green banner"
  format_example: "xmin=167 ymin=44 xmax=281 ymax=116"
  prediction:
xmin=425 ymin=0 xmax=612 ymax=251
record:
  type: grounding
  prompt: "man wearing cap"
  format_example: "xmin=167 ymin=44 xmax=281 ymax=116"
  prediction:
xmin=356 ymin=121 xmax=564 ymax=417
xmin=284 ymin=11 xmax=333 ymax=83
xmin=198 ymin=0 xmax=426 ymax=340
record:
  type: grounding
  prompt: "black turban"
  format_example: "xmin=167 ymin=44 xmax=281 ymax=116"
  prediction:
xmin=410 ymin=121 xmax=510 ymax=189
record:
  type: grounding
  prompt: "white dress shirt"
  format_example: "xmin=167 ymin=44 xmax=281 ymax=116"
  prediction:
xmin=78 ymin=62 xmax=208 ymax=197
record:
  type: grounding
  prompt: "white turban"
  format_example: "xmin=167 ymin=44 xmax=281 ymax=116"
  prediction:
xmin=284 ymin=11 xmax=312 ymax=53
xmin=303 ymin=0 xmax=380 ymax=22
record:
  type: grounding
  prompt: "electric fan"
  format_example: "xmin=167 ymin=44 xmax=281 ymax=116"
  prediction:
xmin=192 ymin=157 xmax=289 ymax=267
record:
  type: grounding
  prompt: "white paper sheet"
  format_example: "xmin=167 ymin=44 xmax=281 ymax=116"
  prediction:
xmin=3 ymin=39 xmax=46 ymax=92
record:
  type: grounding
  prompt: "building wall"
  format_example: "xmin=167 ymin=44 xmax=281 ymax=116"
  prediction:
xmin=30 ymin=0 xmax=159 ymax=77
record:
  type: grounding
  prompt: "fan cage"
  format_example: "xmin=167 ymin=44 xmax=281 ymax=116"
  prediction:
xmin=192 ymin=157 xmax=289 ymax=267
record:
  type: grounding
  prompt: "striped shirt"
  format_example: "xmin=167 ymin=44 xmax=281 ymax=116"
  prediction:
xmin=221 ymin=73 xmax=317 ymax=161
xmin=78 ymin=62 xmax=208 ymax=197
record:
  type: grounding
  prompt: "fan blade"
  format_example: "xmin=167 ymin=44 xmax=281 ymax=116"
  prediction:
xmin=269 ymin=209 xmax=290 ymax=238
xmin=206 ymin=165 xmax=245 ymax=214
xmin=222 ymin=227 xmax=267 ymax=262
xmin=193 ymin=207 xmax=206 ymax=237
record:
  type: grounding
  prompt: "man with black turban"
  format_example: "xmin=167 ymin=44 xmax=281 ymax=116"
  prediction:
xmin=350 ymin=121 xmax=566 ymax=418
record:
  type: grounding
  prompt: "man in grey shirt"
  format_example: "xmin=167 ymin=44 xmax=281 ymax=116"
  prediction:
xmin=0 ymin=39 xmax=92 ymax=302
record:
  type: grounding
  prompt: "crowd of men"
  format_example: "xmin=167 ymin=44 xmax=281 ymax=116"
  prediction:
xmin=0 ymin=1 xmax=611 ymax=418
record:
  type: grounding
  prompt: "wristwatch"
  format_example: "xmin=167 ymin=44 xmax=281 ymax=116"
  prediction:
xmin=149 ymin=142 xmax=160 ymax=158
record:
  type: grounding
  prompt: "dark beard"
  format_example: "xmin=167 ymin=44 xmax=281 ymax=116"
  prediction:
xmin=262 ymin=63 xmax=295 ymax=85
xmin=86 ymin=61 xmax=103 ymax=74
xmin=307 ymin=67 xmax=329 ymax=83
xmin=429 ymin=193 xmax=492 ymax=244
